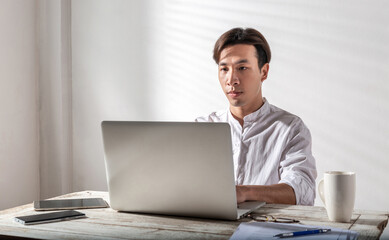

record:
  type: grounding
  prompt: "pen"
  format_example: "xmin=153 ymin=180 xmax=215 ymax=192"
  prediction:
xmin=274 ymin=228 xmax=331 ymax=238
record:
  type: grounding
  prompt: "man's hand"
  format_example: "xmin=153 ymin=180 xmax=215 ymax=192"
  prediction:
xmin=236 ymin=183 xmax=297 ymax=205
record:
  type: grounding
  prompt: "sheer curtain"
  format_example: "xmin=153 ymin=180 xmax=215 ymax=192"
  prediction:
xmin=38 ymin=0 xmax=72 ymax=200
xmin=0 ymin=0 xmax=39 ymax=210
xmin=0 ymin=0 xmax=72 ymax=210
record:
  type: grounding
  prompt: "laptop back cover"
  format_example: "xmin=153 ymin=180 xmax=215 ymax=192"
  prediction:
xmin=102 ymin=121 xmax=238 ymax=220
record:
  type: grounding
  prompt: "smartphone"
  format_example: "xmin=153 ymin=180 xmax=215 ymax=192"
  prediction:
xmin=14 ymin=210 xmax=86 ymax=225
xmin=34 ymin=198 xmax=109 ymax=211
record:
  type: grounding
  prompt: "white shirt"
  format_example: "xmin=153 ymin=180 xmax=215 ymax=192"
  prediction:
xmin=195 ymin=98 xmax=317 ymax=205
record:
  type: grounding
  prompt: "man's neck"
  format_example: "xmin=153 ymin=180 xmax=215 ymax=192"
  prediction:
xmin=230 ymin=99 xmax=264 ymax=127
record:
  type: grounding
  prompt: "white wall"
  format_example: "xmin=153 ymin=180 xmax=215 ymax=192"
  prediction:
xmin=0 ymin=0 xmax=40 ymax=210
xmin=72 ymin=0 xmax=389 ymax=211
xmin=72 ymin=0 xmax=152 ymax=191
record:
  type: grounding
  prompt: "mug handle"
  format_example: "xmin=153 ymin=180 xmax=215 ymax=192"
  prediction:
xmin=318 ymin=179 xmax=326 ymax=206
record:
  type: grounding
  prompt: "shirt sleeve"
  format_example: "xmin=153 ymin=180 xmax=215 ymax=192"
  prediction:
xmin=194 ymin=112 xmax=219 ymax=122
xmin=278 ymin=119 xmax=317 ymax=206
xmin=194 ymin=116 xmax=207 ymax=122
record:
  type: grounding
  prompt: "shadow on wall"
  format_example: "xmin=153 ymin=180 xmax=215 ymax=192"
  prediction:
xmin=155 ymin=0 xmax=389 ymax=210
xmin=71 ymin=0 xmax=389 ymax=210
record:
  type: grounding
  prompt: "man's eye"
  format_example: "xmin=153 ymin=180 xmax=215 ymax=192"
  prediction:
xmin=239 ymin=66 xmax=247 ymax=70
xmin=220 ymin=68 xmax=228 ymax=72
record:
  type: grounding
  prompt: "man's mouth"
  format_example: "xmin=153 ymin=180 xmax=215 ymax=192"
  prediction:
xmin=227 ymin=91 xmax=243 ymax=98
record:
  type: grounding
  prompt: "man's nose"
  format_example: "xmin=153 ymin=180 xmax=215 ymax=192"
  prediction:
xmin=226 ymin=70 xmax=239 ymax=86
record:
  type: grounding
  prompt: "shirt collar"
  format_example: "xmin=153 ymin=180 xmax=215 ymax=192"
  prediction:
xmin=228 ymin=98 xmax=270 ymax=124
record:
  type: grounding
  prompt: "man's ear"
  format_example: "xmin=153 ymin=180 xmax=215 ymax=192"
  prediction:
xmin=260 ymin=63 xmax=269 ymax=82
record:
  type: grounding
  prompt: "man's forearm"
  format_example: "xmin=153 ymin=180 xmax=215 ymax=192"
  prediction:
xmin=236 ymin=183 xmax=296 ymax=205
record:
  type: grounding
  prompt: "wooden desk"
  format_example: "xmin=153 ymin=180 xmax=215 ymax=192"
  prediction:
xmin=0 ymin=191 xmax=387 ymax=239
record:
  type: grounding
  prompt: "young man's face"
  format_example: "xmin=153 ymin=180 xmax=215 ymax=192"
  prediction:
xmin=218 ymin=44 xmax=268 ymax=112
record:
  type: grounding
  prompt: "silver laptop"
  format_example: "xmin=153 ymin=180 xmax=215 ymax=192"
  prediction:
xmin=101 ymin=121 xmax=265 ymax=220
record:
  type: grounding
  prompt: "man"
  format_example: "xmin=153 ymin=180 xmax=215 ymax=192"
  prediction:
xmin=196 ymin=28 xmax=317 ymax=205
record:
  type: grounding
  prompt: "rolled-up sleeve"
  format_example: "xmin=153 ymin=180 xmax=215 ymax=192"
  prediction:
xmin=278 ymin=120 xmax=317 ymax=206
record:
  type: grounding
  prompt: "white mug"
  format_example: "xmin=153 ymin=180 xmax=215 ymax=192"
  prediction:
xmin=318 ymin=171 xmax=356 ymax=222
